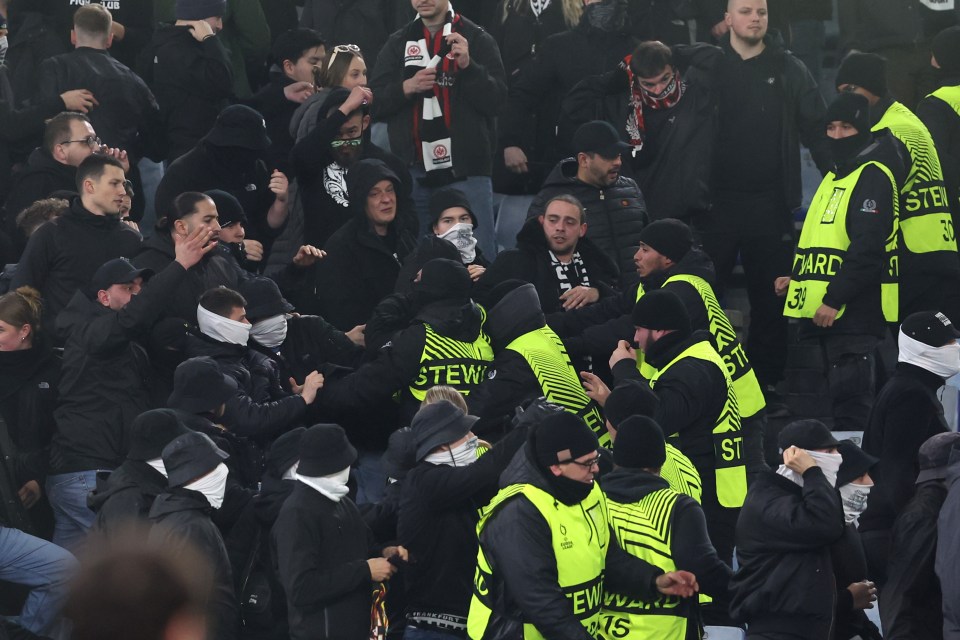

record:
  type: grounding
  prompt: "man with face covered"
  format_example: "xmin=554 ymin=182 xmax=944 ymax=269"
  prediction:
xmin=777 ymin=92 xmax=902 ymax=433
xmin=291 ymin=85 xmax=416 ymax=247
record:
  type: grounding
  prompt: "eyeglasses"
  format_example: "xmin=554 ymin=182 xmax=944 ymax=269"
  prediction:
xmin=60 ymin=135 xmax=101 ymax=149
xmin=560 ymin=456 xmax=601 ymax=469
xmin=330 ymin=136 xmax=363 ymax=149
xmin=327 ymin=43 xmax=362 ymax=70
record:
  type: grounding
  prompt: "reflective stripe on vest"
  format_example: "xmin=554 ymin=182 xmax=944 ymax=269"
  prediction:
xmin=602 ymin=488 xmax=689 ymax=639
xmin=784 ymin=160 xmax=899 ymax=323
xmin=468 ymin=482 xmax=609 ymax=640
xmin=661 ymin=444 xmax=703 ymax=504
xmin=633 ymin=284 xmax=658 ymax=379
xmin=930 ymin=86 xmax=960 ymax=118
xmin=874 ymin=101 xmax=957 ymax=256
xmin=649 ymin=340 xmax=747 ymax=508
xmin=409 ymin=322 xmax=494 ymax=401
xmin=505 ymin=326 xmax=608 ymax=447
xmin=663 ymin=274 xmax=765 ymax=419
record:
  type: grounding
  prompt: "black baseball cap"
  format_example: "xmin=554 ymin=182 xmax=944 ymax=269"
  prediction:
xmin=778 ymin=419 xmax=841 ymax=452
xmin=90 ymin=257 xmax=152 ymax=295
xmin=572 ymin=121 xmax=632 ymax=160
xmin=917 ymin=431 xmax=960 ymax=483
xmin=900 ymin=311 xmax=960 ymax=347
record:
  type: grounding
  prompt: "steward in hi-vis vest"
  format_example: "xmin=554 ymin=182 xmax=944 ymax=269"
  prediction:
xmin=836 ymin=52 xmax=960 ymax=321
xmin=780 ymin=93 xmax=898 ymax=432
xmin=600 ymin=416 xmax=732 ymax=640
xmin=469 ymin=281 xmax=605 ymax=442
xmin=467 ymin=412 xmax=698 ymax=640
xmin=609 ymin=289 xmax=745 ymax=575
xmin=321 ymin=259 xmax=492 ymax=424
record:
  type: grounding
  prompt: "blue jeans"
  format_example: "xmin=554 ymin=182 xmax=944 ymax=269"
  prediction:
xmin=404 ymin=626 xmax=464 ymax=640
xmin=0 ymin=527 xmax=78 ymax=638
xmin=354 ymin=449 xmax=386 ymax=505
xmin=46 ymin=470 xmax=101 ymax=550
xmin=409 ymin=168 xmax=497 ymax=259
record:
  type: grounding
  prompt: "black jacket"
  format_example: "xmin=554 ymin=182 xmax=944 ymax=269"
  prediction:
xmin=291 ymin=161 xmax=418 ymax=330
xmin=937 ymin=450 xmax=960 ymax=639
xmin=243 ymin=69 xmax=299 ymax=174
xmin=527 ymin=158 xmax=647 ymax=275
xmin=142 ymin=25 xmax=233 ymax=162
xmin=249 ymin=314 xmax=364 ymax=386
xmin=860 ymin=363 xmax=950 ymax=534
xmin=271 ymin=482 xmax=380 ymax=640
xmin=88 ymin=459 xmax=166 ymax=538
xmin=477 ymin=215 xmax=619 ymax=314
xmin=830 ymin=524 xmax=881 ymax=640
xmin=838 ymin=0 xmax=951 ymax=53
xmin=149 ymin=488 xmax=239 ymax=640
xmin=370 ymin=16 xmax=507 ymax=179
xmin=477 ymin=443 xmax=664 ymax=640
xmin=50 ymin=262 xmax=186 ymax=473
xmin=49 ymin=0 xmax=155 ymax=70
xmin=917 ymin=76 xmax=960 ymax=233
xmin=4 ymin=148 xmax=77 ymax=255
xmin=299 ymin=0 xmax=406 ymax=70
xmin=562 ymin=44 xmax=721 ymax=221
xmin=881 ymin=480 xmax=947 ymax=639
xmin=290 ymin=105 xmax=416 ymax=248
xmin=489 ymin=0 xmax=570 ymax=80
xmin=398 ymin=426 xmax=527 ymax=622
xmin=728 ymin=469 xmax=845 ymax=636
xmin=11 ymin=198 xmax=143 ymax=333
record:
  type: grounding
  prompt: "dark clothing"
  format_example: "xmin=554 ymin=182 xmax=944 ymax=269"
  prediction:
xmin=249 ymin=314 xmax=364 ymax=386
xmin=860 ymin=363 xmax=949 ymax=534
xmin=142 ymin=25 xmax=233 ymax=162
xmin=50 ymin=261 xmax=186 ymax=473
xmin=370 ymin=16 xmax=507 ymax=179
xmin=87 ymin=459 xmax=166 ymax=538
xmin=917 ymin=79 xmax=960 ymax=231
xmin=0 ymin=344 xmax=58 ymax=490
xmin=271 ymin=482 xmax=379 ymax=640
xmin=155 ymin=142 xmax=283 ymax=250
xmin=601 ymin=467 xmax=732 ymax=601
xmin=562 ymin=44 xmax=721 ymax=222
xmin=299 ymin=0 xmax=404 ymax=69
xmin=729 ymin=469 xmax=845 ymax=637
xmin=12 ymin=199 xmax=143 ymax=335
xmin=477 ymin=215 xmax=620 ymax=314
xmin=132 ymin=233 xmax=242 ymax=324
xmin=527 ymin=158 xmax=647 ymax=275
xmin=831 ymin=524 xmax=881 ymax=640
xmin=489 ymin=0 xmax=570 ymax=79
xmin=243 ymin=69 xmax=299 ymax=173
xmin=3 ymin=148 xmax=77 ymax=253
xmin=395 ymin=234 xmax=489 ymax=295
xmin=398 ymin=426 xmax=527 ymax=626
xmin=149 ymin=489 xmax=239 ymax=640
xmin=49 ymin=0 xmax=155 ymax=70
xmin=290 ymin=108 xmax=416 ymax=248
xmin=881 ymin=480 xmax=946 ymax=640
xmin=477 ymin=444 xmax=664 ymax=640
xmin=936 ymin=449 xmax=960 ymax=639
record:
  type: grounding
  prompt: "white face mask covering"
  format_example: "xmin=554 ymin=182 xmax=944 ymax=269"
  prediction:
xmin=185 ymin=463 xmax=229 ymax=510
xmin=899 ymin=331 xmax=960 ymax=379
xmin=437 ymin=222 xmax=478 ymax=264
xmin=297 ymin=466 xmax=351 ymax=502
xmin=839 ymin=482 xmax=873 ymax=527
xmin=424 ymin=435 xmax=478 ymax=467
xmin=197 ymin=305 xmax=252 ymax=346
xmin=776 ymin=450 xmax=843 ymax=487
xmin=282 ymin=461 xmax=299 ymax=481
xmin=0 ymin=36 xmax=8 ymax=66
xmin=250 ymin=314 xmax=288 ymax=349
xmin=146 ymin=457 xmax=168 ymax=478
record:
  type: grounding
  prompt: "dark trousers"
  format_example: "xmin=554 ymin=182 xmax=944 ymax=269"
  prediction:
xmin=819 ymin=333 xmax=880 ymax=432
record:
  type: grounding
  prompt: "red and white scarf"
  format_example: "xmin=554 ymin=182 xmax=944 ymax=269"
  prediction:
xmin=622 ymin=54 xmax=686 ymax=152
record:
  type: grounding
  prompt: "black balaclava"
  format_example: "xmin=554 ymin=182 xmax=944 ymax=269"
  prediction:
xmin=825 ymin=92 xmax=872 ymax=168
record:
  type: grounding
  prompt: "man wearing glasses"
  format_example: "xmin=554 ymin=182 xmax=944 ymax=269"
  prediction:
xmin=467 ymin=410 xmax=698 ymax=640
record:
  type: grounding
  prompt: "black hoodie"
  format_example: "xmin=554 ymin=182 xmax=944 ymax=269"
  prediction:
xmin=88 ymin=459 xmax=167 ymax=538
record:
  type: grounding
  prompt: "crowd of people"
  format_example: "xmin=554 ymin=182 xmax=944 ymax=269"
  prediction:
xmin=0 ymin=0 xmax=958 ymax=638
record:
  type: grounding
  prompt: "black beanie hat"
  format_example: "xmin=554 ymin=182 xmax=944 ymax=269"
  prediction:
xmin=298 ymin=424 xmax=358 ymax=477
xmin=837 ymin=440 xmax=879 ymax=487
xmin=240 ymin=276 xmax=295 ymax=322
xmin=933 ymin=26 xmax=960 ymax=74
xmin=533 ymin=412 xmax=599 ymax=468
xmin=413 ymin=258 xmax=472 ymax=302
xmin=638 ymin=219 xmax=693 ymax=263
xmin=205 ymin=189 xmax=247 ymax=227
xmin=429 ymin=188 xmax=478 ymax=229
xmin=266 ymin=427 xmax=306 ymax=476
xmin=604 ymin=379 xmax=660 ymax=426
xmin=825 ymin=92 xmax=870 ymax=134
xmin=127 ymin=409 xmax=189 ymax=461
xmin=480 ymin=279 xmax=528 ymax=310
xmin=613 ymin=416 xmax=666 ymax=469
xmin=836 ymin=52 xmax=888 ymax=98
xmin=175 ymin=0 xmax=226 ymax=20
xmin=632 ymin=289 xmax=691 ymax=334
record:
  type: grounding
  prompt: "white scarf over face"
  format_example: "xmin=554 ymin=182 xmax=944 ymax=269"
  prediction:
xmin=899 ymin=330 xmax=960 ymax=379
xmin=250 ymin=314 xmax=289 ymax=349
xmin=839 ymin=481 xmax=873 ymax=526
xmin=197 ymin=304 xmax=252 ymax=346
xmin=423 ymin=436 xmax=478 ymax=467
xmin=297 ymin=466 xmax=351 ymax=502
xmin=146 ymin=458 xmax=168 ymax=478
xmin=185 ymin=463 xmax=229 ymax=510
xmin=437 ymin=222 xmax=477 ymax=264
xmin=776 ymin=451 xmax=843 ymax=487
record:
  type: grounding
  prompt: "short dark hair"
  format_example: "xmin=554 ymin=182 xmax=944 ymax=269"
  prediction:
xmin=16 ymin=198 xmax=69 ymax=237
xmin=543 ymin=194 xmax=585 ymax=223
xmin=629 ymin=41 xmax=674 ymax=79
xmin=43 ymin=112 xmax=91 ymax=154
xmin=199 ymin=287 xmax=247 ymax=318
xmin=75 ymin=154 xmax=124 ymax=192
xmin=158 ymin=192 xmax=211 ymax=232
xmin=74 ymin=3 xmax=112 ymax=39
xmin=272 ymin=28 xmax=325 ymax=68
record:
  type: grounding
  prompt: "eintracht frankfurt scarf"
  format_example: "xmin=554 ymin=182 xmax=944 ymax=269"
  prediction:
xmin=621 ymin=54 xmax=686 ymax=152
xmin=404 ymin=5 xmax=462 ymax=186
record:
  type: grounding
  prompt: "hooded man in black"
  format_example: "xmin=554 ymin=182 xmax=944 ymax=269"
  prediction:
xmin=294 ymin=158 xmax=417 ymax=329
